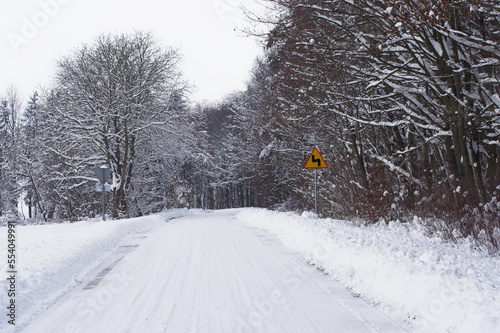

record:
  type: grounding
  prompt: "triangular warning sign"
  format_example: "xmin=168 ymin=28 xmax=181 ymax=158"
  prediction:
xmin=304 ymin=147 xmax=328 ymax=169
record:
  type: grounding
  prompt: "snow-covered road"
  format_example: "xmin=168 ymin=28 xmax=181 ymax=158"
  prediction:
xmin=21 ymin=210 xmax=406 ymax=332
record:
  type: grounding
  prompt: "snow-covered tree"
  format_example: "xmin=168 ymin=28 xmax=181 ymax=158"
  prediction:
xmin=231 ymin=0 xmax=500 ymax=239
xmin=0 ymin=86 xmax=22 ymax=218
xmin=38 ymin=32 xmax=192 ymax=219
xmin=19 ymin=91 xmax=47 ymax=221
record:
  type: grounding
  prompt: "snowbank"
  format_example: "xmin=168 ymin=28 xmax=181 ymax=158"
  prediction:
xmin=235 ymin=208 xmax=500 ymax=333
xmin=0 ymin=209 xmax=189 ymax=331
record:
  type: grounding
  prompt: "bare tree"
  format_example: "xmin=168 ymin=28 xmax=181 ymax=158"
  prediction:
xmin=0 ymin=85 xmax=22 ymax=218
xmin=39 ymin=32 xmax=190 ymax=219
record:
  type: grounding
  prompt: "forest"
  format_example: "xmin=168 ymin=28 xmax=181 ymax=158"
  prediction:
xmin=1 ymin=0 xmax=499 ymax=251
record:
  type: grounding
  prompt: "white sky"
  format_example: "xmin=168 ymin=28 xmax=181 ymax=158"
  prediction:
xmin=0 ymin=0 xmax=264 ymax=104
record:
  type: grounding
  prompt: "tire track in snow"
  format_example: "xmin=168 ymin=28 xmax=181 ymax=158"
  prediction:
xmin=22 ymin=210 xmax=409 ymax=333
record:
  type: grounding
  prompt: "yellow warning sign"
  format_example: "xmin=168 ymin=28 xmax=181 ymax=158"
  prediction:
xmin=304 ymin=147 xmax=327 ymax=169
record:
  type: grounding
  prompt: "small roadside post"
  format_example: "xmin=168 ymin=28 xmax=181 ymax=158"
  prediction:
xmin=304 ymin=147 xmax=328 ymax=215
xmin=93 ymin=166 xmax=111 ymax=220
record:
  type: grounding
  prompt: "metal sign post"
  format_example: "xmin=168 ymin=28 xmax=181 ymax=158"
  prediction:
xmin=93 ymin=166 xmax=111 ymax=220
xmin=304 ymin=147 xmax=327 ymax=216
xmin=315 ymin=169 xmax=318 ymax=215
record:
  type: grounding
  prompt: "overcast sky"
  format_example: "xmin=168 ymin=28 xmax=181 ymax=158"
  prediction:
xmin=1 ymin=0 xmax=264 ymax=104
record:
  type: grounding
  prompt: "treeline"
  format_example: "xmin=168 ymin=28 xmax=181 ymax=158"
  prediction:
xmin=0 ymin=32 xmax=207 ymax=221
xmin=193 ymin=0 xmax=500 ymax=250
xmin=1 ymin=1 xmax=499 ymax=251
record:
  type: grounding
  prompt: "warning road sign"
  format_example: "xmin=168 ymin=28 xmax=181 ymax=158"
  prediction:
xmin=304 ymin=147 xmax=327 ymax=169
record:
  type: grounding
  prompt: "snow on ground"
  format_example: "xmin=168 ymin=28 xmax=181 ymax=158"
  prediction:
xmin=1 ymin=208 xmax=498 ymax=332
xmin=235 ymin=208 xmax=500 ymax=333
xmin=0 ymin=209 xmax=190 ymax=332
xmin=6 ymin=209 xmax=406 ymax=333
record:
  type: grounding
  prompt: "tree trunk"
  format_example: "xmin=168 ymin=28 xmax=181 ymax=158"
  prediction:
xmin=449 ymin=104 xmax=478 ymax=204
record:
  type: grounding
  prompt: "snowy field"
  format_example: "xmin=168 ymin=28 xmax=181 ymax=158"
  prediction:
xmin=0 ymin=208 xmax=498 ymax=332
